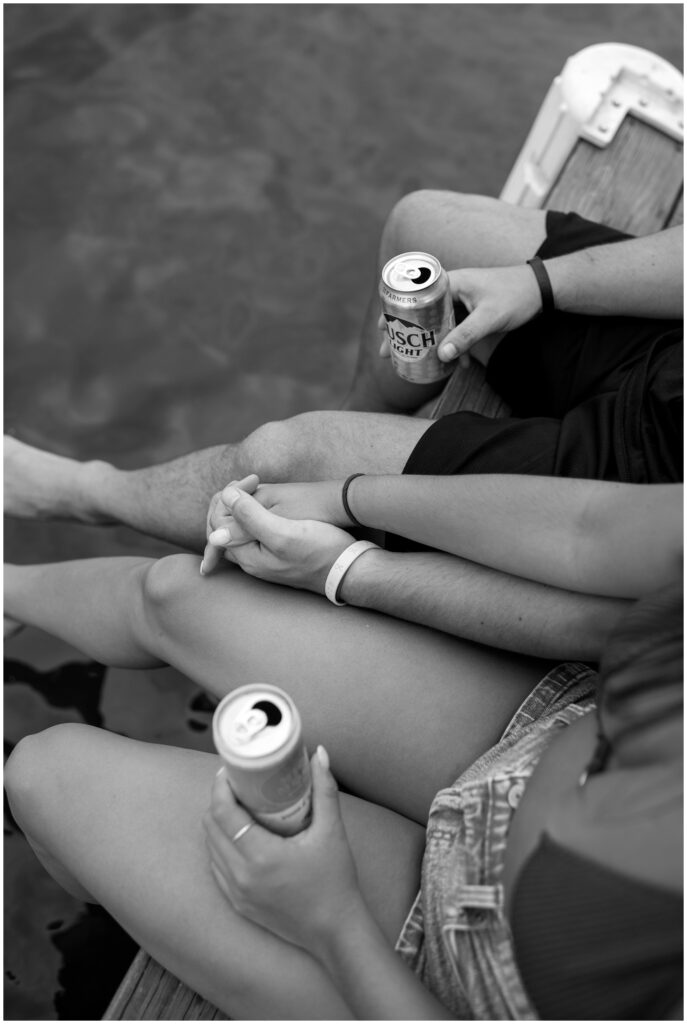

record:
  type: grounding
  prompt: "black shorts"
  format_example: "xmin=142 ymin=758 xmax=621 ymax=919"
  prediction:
xmin=403 ymin=211 xmax=682 ymax=485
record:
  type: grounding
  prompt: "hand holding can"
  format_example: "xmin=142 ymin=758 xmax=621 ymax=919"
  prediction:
xmin=379 ymin=251 xmax=457 ymax=383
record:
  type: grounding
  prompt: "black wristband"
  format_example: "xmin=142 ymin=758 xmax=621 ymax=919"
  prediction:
xmin=341 ymin=473 xmax=364 ymax=527
xmin=526 ymin=256 xmax=555 ymax=315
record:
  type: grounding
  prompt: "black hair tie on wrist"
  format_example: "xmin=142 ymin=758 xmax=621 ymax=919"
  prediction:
xmin=341 ymin=473 xmax=365 ymax=527
xmin=526 ymin=256 xmax=555 ymax=316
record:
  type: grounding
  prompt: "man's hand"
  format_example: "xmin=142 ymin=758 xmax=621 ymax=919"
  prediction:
xmin=203 ymin=486 xmax=355 ymax=593
xmin=201 ymin=479 xmax=352 ymax=577
xmin=201 ymin=474 xmax=260 ymax=576
xmin=378 ymin=263 xmax=541 ymax=365
xmin=204 ymin=748 xmax=368 ymax=954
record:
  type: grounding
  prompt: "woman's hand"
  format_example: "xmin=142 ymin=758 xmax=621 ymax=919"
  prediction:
xmin=379 ymin=263 xmax=542 ymax=365
xmin=204 ymin=747 xmax=368 ymax=953
xmin=201 ymin=478 xmax=350 ymax=576
xmin=203 ymin=486 xmax=355 ymax=592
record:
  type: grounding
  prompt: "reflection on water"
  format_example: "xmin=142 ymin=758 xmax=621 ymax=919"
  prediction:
xmin=4 ymin=3 xmax=682 ymax=1019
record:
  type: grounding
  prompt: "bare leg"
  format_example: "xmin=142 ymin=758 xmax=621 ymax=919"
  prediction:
xmin=343 ymin=190 xmax=547 ymax=412
xmin=5 ymin=555 xmax=548 ymax=821
xmin=5 ymin=410 xmax=430 ymax=550
xmin=6 ymin=725 xmax=426 ymax=1019
xmin=5 ymin=560 xmax=164 ymax=668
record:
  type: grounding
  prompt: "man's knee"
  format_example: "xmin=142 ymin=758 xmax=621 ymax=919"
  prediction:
xmin=380 ymin=189 xmax=544 ymax=270
xmin=234 ymin=412 xmax=340 ymax=482
xmin=6 ymin=724 xmax=92 ymax=828
xmin=382 ymin=189 xmax=493 ymax=256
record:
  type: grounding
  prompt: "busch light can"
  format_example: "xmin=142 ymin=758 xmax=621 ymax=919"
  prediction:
xmin=380 ymin=251 xmax=456 ymax=383
xmin=212 ymin=684 xmax=312 ymax=835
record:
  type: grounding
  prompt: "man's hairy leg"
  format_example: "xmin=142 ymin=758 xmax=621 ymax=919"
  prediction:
xmin=5 ymin=412 xmax=430 ymax=550
xmin=343 ymin=190 xmax=547 ymax=412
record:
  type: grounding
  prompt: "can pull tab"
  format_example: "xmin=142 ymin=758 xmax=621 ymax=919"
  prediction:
xmin=231 ymin=708 xmax=268 ymax=744
xmin=402 ymin=264 xmax=432 ymax=286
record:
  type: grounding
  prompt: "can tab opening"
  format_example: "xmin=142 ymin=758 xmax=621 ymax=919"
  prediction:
xmin=229 ymin=700 xmax=283 ymax=744
xmin=401 ymin=265 xmax=432 ymax=286
xmin=231 ymin=708 xmax=269 ymax=744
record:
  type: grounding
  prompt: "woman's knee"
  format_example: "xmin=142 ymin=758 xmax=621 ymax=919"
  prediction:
xmin=140 ymin=553 xmax=200 ymax=633
xmin=6 ymin=724 xmax=94 ymax=828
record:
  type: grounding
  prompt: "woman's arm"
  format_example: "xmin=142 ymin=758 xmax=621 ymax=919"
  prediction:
xmin=316 ymin=907 xmax=454 ymax=1021
xmin=206 ymin=752 xmax=454 ymax=1020
xmin=206 ymin=476 xmax=681 ymax=600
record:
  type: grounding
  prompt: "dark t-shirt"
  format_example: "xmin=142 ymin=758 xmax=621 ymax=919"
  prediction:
xmin=511 ymin=581 xmax=683 ymax=1019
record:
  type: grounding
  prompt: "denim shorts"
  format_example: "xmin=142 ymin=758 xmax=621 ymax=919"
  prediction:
xmin=395 ymin=662 xmax=597 ymax=1019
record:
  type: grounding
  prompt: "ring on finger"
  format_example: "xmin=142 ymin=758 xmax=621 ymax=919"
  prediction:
xmin=231 ymin=821 xmax=255 ymax=844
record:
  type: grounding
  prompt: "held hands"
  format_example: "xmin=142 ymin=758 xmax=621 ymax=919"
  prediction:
xmin=201 ymin=483 xmax=355 ymax=592
xmin=379 ymin=263 xmax=542 ymax=366
xmin=206 ymin=479 xmax=348 ymax=542
xmin=204 ymin=747 xmax=367 ymax=952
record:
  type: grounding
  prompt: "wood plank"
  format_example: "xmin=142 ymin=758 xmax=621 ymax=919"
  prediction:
xmin=430 ymin=358 xmax=509 ymax=420
xmin=103 ymin=950 xmax=227 ymax=1021
xmin=545 ymin=115 xmax=683 ymax=234
xmin=667 ymin=188 xmax=684 ymax=227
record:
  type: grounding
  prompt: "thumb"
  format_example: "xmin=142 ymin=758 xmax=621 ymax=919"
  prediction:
xmin=310 ymin=746 xmax=342 ymax=828
xmin=438 ymin=306 xmax=492 ymax=362
xmin=222 ymin=487 xmax=287 ymax=546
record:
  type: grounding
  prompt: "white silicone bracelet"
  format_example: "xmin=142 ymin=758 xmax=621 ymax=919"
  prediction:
xmin=324 ymin=540 xmax=379 ymax=606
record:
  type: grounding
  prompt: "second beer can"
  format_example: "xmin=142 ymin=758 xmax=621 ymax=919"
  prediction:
xmin=212 ymin=684 xmax=312 ymax=836
xmin=380 ymin=251 xmax=456 ymax=384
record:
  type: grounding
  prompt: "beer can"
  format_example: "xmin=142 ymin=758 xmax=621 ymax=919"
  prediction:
xmin=379 ymin=251 xmax=456 ymax=384
xmin=212 ymin=684 xmax=312 ymax=836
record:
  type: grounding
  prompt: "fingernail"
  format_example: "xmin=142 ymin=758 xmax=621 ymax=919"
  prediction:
xmin=441 ymin=342 xmax=457 ymax=361
xmin=209 ymin=527 xmax=231 ymax=545
xmin=199 ymin=560 xmax=206 ymax=576
xmin=222 ymin=486 xmax=241 ymax=509
xmin=316 ymin=745 xmax=330 ymax=771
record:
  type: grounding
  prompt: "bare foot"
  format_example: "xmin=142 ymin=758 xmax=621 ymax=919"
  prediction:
xmin=4 ymin=436 xmax=114 ymax=524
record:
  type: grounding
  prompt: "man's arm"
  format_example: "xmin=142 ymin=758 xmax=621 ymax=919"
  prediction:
xmin=437 ymin=225 xmax=683 ymax=363
xmin=338 ymin=546 xmax=626 ymax=660
xmin=544 ymin=225 xmax=683 ymax=319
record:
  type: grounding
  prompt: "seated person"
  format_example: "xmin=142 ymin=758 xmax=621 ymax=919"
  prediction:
xmin=5 ymin=193 xmax=683 ymax=655
xmin=5 ymin=475 xmax=682 ymax=1019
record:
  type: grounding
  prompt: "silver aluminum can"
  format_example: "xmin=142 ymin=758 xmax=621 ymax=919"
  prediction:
xmin=380 ymin=251 xmax=456 ymax=383
xmin=212 ymin=684 xmax=312 ymax=836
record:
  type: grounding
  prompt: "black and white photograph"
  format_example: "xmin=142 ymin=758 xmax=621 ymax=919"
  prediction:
xmin=4 ymin=3 xmax=683 ymax=1020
